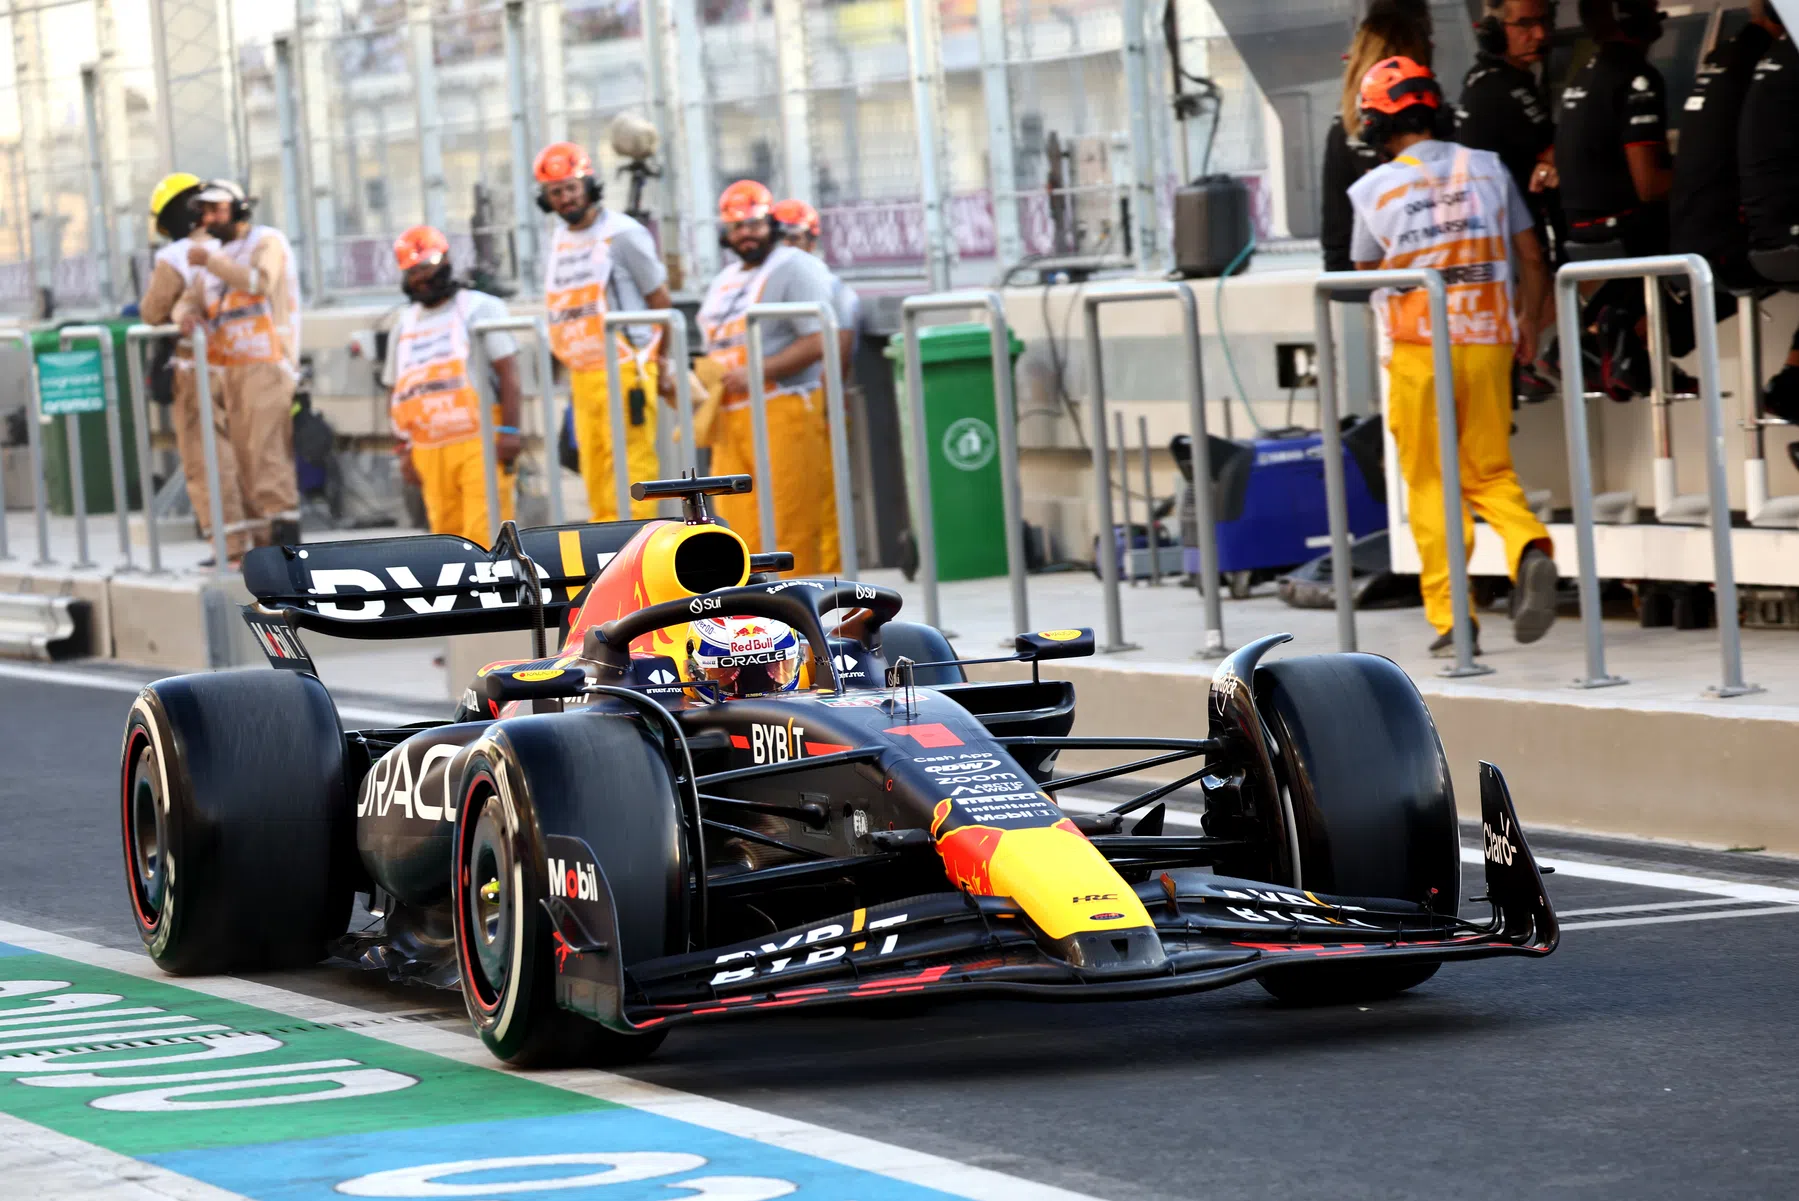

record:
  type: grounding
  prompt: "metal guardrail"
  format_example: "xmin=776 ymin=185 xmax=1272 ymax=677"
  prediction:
xmin=899 ymin=291 xmax=1028 ymax=637
xmin=468 ymin=316 xmax=563 ymax=546
xmin=1314 ymin=269 xmax=1488 ymax=677
xmin=1555 ymin=255 xmax=1758 ymax=697
xmin=601 ymin=310 xmax=699 ymax=518
xmin=122 ymin=325 xmax=177 ymax=573
xmin=1081 ymin=281 xmax=1224 ymax=656
xmin=1737 ymin=289 xmax=1799 ymax=528
xmin=0 ymin=591 xmax=81 ymax=659
xmin=0 ymin=327 xmax=47 ymax=564
xmin=57 ymin=325 xmax=132 ymax=570
xmin=744 ymin=301 xmax=858 ymax=579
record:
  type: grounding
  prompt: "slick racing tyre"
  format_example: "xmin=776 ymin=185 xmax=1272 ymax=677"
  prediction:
xmin=1252 ymin=653 xmax=1460 ymax=1005
xmin=877 ymin=621 xmax=965 ymax=685
xmin=122 ymin=670 xmax=354 ymax=974
xmin=453 ymin=711 xmax=686 ymax=1067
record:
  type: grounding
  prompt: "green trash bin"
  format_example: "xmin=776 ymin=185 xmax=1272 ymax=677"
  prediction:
xmin=33 ymin=320 xmax=144 ymax=516
xmin=885 ymin=322 xmax=1024 ymax=582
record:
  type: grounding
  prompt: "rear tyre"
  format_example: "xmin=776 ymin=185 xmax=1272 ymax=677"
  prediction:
xmin=453 ymin=712 xmax=683 ymax=1067
xmin=1250 ymin=653 xmax=1460 ymax=1005
xmin=121 ymin=671 xmax=354 ymax=974
xmin=877 ymin=621 xmax=965 ymax=685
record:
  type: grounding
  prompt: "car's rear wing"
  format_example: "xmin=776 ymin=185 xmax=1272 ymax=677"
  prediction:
xmin=240 ymin=519 xmax=652 ymax=641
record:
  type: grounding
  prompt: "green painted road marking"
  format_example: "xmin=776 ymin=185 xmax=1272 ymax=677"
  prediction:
xmin=0 ymin=949 xmax=609 ymax=1157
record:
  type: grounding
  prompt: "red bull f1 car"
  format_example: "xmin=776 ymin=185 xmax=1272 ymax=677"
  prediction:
xmin=120 ymin=474 xmax=1557 ymax=1066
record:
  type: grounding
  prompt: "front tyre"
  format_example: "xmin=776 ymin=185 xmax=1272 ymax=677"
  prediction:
xmin=1251 ymin=653 xmax=1459 ymax=1005
xmin=452 ymin=715 xmax=681 ymax=1067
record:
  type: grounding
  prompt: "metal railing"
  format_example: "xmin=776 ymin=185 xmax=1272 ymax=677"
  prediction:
xmin=0 ymin=328 xmax=46 ymax=564
xmin=1314 ymin=268 xmax=1489 ymax=677
xmin=745 ymin=301 xmax=858 ymax=578
xmin=468 ymin=316 xmax=564 ymax=545
xmin=1555 ymin=254 xmax=1758 ymax=697
xmin=1737 ymin=289 xmax=1799 ymax=528
xmin=898 ymin=291 xmax=1027 ymax=636
xmin=601 ymin=310 xmax=699 ymax=519
xmin=122 ymin=326 xmax=176 ymax=573
xmin=1081 ymin=281 xmax=1224 ymax=656
xmin=56 ymin=326 xmax=132 ymax=570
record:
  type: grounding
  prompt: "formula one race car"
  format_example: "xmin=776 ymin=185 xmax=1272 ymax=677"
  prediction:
xmin=120 ymin=474 xmax=1557 ymax=1066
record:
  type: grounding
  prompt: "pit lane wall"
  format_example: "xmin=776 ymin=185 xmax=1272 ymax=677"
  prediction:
xmin=964 ymin=659 xmax=1799 ymax=858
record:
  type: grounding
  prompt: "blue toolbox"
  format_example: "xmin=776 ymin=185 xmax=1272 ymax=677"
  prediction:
xmin=1172 ymin=418 xmax=1388 ymax=583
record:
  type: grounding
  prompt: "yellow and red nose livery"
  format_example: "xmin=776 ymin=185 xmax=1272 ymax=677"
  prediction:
xmin=930 ymin=801 xmax=1152 ymax=941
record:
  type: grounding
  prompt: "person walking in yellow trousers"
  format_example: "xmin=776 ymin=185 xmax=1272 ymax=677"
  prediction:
xmin=1348 ymin=55 xmax=1558 ymax=656
xmin=535 ymin=141 xmax=671 ymax=521
xmin=383 ymin=227 xmax=523 ymax=546
xmin=697 ymin=180 xmax=841 ymax=576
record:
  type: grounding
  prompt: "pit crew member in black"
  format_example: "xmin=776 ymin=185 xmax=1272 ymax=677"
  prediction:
xmin=1319 ymin=0 xmax=1433 ymax=274
xmin=1739 ymin=20 xmax=1799 ymax=421
xmin=1457 ymin=0 xmax=1558 ymax=242
xmin=1669 ymin=2 xmax=1778 ymax=293
xmin=1555 ymin=0 xmax=1679 ymax=399
xmin=1457 ymin=0 xmax=1561 ymax=396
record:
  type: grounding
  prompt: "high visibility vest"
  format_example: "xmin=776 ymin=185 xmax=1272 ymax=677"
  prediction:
xmin=1350 ymin=145 xmax=1517 ymax=346
xmin=389 ymin=292 xmax=484 ymax=449
xmin=696 ymin=245 xmax=795 ymax=408
xmin=542 ymin=211 xmax=661 ymax=373
xmin=202 ymin=225 xmax=301 ymax=367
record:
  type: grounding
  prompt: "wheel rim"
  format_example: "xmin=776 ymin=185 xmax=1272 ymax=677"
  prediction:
xmin=465 ymin=798 xmax=512 ymax=1003
xmin=128 ymin=742 xmax=166 ymax=921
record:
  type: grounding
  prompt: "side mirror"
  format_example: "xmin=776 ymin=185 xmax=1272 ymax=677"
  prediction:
xmin=482 ymin=664 xmax=589 ymax=704
xmin=1014 ymin=628 xmax=1095 ymax=662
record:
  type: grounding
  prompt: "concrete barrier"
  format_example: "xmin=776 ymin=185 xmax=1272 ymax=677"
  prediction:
xmin=0 ymin=568 xmax=112 ymax=659
xmin=968 ymin=658 xmax=1799 ymax=856
xmin=107 ymin=572 xmax=250 ymax=671
xmin=0 ymin=592 xmax=85 ymax=659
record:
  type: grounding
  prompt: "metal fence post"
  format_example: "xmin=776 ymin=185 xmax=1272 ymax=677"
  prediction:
xmin=898 ymin=291 xmax=1027 ymax=638
xmin=468 ymin=317 xmax=567 ymax=540
xmin=60 ymin=326 xmax=131 ymax=567
xmin=0 ymin=328 xmax=53 ymax=564
xmin=1553 ymin=271 xmax=1626 ymax=689
xmin=502 ymin=0 xmax=538 ymax=291
xmin=1314 ymin=270 xmax=1487 ymax=674
xmin=124 ymin=325 xmax=175 ymax=573
xmin=190 ymin=329 xmax=229 ymax=572
xmin=741 ymin=302 xmax=857 ymax=576
xmin=601 ymin=310 xmax=699 ymax=495
xmin=1081 ymin=282 xmax=1223 ymax=654
xmin=1311 ymin=286 xmax=1355 ymax=652
xmin=1554 ymin=254 xmax=1756 ymax=696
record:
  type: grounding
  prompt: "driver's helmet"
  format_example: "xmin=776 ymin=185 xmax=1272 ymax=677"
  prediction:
xmin=686 ymin=615 xmax=803 ymax=697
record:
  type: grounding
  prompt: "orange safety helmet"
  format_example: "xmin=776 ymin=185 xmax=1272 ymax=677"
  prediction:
xmin=1358 ymin=55 xmax=1441 ymax=117
xmin=534 ymin=141 xmax=600 ymax=213
xmin=771 ymin=198 xmax=821 ymax=239
xmin=718 ymin=179 xmax=773 ymax=224
xmin=393 ymin=225 xmax=450 ymax=271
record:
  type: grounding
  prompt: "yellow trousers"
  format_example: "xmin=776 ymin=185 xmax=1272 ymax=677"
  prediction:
xmin=411 ymin=437 xmax=516 ymax=547
xmin=571 ymin=360 xmax=660 ymax=522
xmin=1387 ymin=341 xmax=1550 ymax=634
xmin=711 ymin=388 xmax=841 ymax=577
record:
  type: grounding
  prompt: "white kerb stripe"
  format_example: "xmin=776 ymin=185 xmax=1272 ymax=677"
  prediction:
xmin=0 ymin=920 xmax=1107 ymax=1201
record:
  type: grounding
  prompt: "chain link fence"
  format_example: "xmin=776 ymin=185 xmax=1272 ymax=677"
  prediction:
xmin=0 ymin=0 xmax=1288 ymax=311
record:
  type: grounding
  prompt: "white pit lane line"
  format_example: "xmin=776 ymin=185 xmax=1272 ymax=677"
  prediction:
xmin=0 ymin=660 xmax=428 ymax=728
xmin=0 ymin=920 xmax=1107 ymax=1201
xmin=1054 ymin=797 xmax=1799 ymax=932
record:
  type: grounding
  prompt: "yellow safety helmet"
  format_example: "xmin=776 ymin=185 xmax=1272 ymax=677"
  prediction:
xmin=149 ymin=172 xmax=202 ymax=220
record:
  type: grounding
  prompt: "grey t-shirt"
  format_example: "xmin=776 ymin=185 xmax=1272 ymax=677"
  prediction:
xmin=601 ymin=213 xmax=668 ymax=349
xmin=381 ymin=289 xmax=517 ymax=388
xmin=832 ymin=275 xmax=861 ymax=335
xmin=754 ymin=249 xmax=837 ymax=392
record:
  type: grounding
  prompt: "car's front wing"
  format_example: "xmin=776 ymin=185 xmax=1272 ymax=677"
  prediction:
xmin=547 ymin=762 xmax=1556 ymax=1032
